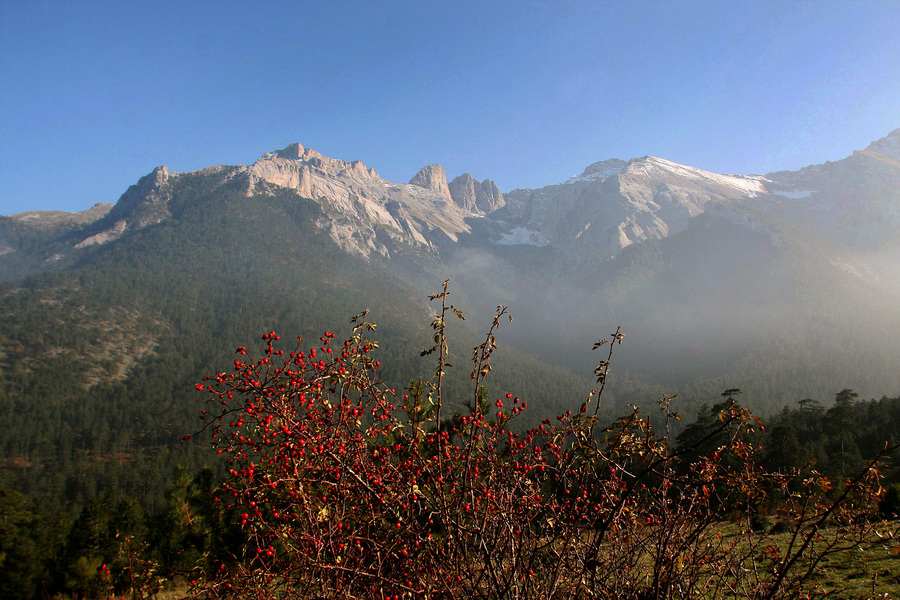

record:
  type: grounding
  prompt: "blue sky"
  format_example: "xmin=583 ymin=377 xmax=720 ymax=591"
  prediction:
xmin=1 ymin=1 xmax=898 ymax=215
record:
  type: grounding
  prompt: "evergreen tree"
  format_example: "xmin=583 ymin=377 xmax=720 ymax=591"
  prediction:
xmin=826 ymin=389 xmax=860 ymax=476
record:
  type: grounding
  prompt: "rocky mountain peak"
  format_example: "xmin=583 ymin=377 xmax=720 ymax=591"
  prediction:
xmin=249 ymin=143 xmax=382 ymax=198
xmin=448 ymin=173 xmax=506 ymax=213
xmin=65 ymin=165 xmax=176 ymax=252
xmin=497 ymin=151 xmax=777 ymax=260
xmin=275 ymin=143 xmax=305 ymax=160
xmin=266 ymin=143 xmax=325 ymax=163
xmin=106 ymin=165 xmax=173 ymax=227
xmin=245 ymin=147 xmax=477 ymax=258
xmin=409 ymin=164 xmax=452 ymax=203
xmin=150 ymin=165 xmax=169 ymax=185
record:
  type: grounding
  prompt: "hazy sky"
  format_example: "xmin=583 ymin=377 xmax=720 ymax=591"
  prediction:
xmin=1 ymin=1 xmax=898 ymax=215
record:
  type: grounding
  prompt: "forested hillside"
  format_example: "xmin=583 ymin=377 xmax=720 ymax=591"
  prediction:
xmin=0 ymin=181 xmax=594 ymax=511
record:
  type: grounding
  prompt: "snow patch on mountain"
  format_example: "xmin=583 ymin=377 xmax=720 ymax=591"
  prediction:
xmin=771 ymin=190 xmax=813 ymax=199
xmin=829 ymin=257 xmax=880 ymax=284
xmin=492 ymin=225 xmax=551 ymax=247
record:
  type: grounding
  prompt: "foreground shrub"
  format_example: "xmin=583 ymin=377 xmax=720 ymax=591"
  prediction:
xmin=189 ymin=281 xmax=895 ymax=599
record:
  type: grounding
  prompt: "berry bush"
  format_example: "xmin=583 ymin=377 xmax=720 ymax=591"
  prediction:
xmin=189 ymin=281 xmax=892 ymax=599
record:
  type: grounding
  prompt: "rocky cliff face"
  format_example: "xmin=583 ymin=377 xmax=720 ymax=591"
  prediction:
xmin=250 ymin=142 xmax=379 ymax=198
xmin=107 ymin=165 xmax=174 ymax=229
xmin=409 ymin=164 xmax=452 ymax=204
xmin=448 ymin=173 xmax=505 ymax=213
xmin=244 ymin=145 xmax=497 ymax=258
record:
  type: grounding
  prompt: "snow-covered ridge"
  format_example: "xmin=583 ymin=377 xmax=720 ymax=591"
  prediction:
xmin=563 ymin=155 xmax=771 ymax=198
xmin=565 ymin=159 xmax=628 ymax=184
xmin=630 ymin=156 xmax=769 ymax=197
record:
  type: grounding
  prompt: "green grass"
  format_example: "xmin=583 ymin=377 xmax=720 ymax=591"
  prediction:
xmin=810 ymin=529 xmax=900 ymax=598
xmin=736 ymin=522 xmax=900 ymax=599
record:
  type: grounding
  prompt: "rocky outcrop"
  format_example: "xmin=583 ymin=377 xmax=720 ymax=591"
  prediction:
xmin=245 ymin=145 xmax=477 ymax=259
xmin=74 ymin=219 xmax=128 ymax=248
xmin=448 ymin=174 xmax=505 ymax=213
xmin=106 ymin=165 xmax=173 ymax=229
xmin=409 ymin=164 xmax=452 ymax=204
xmin=253 ymin=143 xmax=380 ymax=194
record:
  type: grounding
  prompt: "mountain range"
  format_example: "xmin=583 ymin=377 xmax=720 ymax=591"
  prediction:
xmin=6 ymin=130 xmax=900 ymax=274
xmin=1 ymin=129 xmax=899 ymax=508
